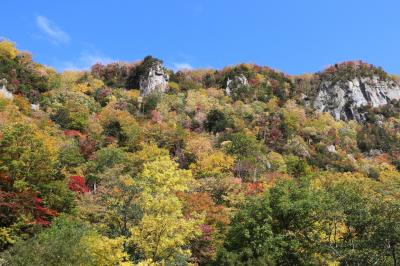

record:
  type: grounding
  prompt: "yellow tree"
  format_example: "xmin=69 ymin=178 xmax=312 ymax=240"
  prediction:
xmin=190 ymin=151 xmax=234 ymax=179
xmin=0 ymin=40 xmax=18 ymax=59
xmin=130 ymin=156 xmax=203 ymax=264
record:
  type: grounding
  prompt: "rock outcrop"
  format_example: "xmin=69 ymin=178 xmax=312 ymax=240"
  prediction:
xmin=0 ymin=78 xmax=13 ymax=99
xmin=139 ymin=61 xmax=169 ymax=96
xmin=225 ymin=74 xmax=249 ymax=96
xmin=314 ymin=76 xmax=400 ymax=121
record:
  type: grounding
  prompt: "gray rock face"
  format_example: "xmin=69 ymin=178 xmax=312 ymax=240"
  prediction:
xmin=0 ymin=85 xmax=13 ymax=99
xmin=0 ymin=79 xmax=13 ymax=100
xmin=139 ymin=61 xmax=169 ymax=96
xmin=225 ymin=74 xmax=249 ymax=96
xmin=314 ymin=76 xmax=400 ymax=121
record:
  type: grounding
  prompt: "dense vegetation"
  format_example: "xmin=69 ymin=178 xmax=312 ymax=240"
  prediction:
xmin=1 ymin=40 xmax=400 ymax=266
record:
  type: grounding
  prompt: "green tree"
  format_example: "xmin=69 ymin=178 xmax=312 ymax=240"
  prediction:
xmin=0 ymin=123 xmax=59 ymax=185
xmin=2 ymin=216 xmax=130 ymax=266
xmin=216 ymin=178 xmax=328 ymax=265
xmin=215 ymin=196 xmax=278 ymax=266
xmin=204 ymin=109 xmax=232 ymax=134
xmin=85 ymin=145 xmax=129 ymax=188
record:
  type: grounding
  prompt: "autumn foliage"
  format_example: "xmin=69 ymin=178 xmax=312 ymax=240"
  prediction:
xmin=68 ymin=176 xmax=90 ymax=193
xmin=1 ymin=40 xmax=400 ymax=265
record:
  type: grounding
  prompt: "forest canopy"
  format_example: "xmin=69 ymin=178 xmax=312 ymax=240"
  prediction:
xmin=1 ymin=40 xmax=400 ymax=266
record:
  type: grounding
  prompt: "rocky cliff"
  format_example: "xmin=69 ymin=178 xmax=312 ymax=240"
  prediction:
xmin=313 ymin=63 xmax=400 ymax=122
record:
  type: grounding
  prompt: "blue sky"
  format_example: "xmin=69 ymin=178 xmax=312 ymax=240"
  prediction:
xmin=1 ymin=0 xmax=399 ymax=74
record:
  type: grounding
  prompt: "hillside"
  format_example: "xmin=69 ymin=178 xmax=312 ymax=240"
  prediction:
xmin=1 ymin=40 xmax=400 ymax=265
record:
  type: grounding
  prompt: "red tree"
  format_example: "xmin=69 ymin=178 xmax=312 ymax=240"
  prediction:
xmin=68 ymin=175 xmax=90 ymax=193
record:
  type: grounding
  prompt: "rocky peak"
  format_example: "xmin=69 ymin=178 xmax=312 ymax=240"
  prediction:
xmin=225 ymin=74 xmax=249 ymax=96
xmin=313 ymin=62 xmax=400 ymax=122
xmin=139 ymin=61 xmax=169 ymax=96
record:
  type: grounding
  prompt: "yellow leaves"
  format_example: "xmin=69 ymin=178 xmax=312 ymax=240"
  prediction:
xmin=134 ymin=259 xmax=159 ymax=266
xmin=314 ymin=219 xmax=348 ymax=244
xmin=139 ymin=155 xmax=193 ymax=194
xmin=282 ymin=100 xmax=306 ymax=132
xmin=305 ymin=112 xmax=343 ymax=132
xmin=78 ymin=234 xmax=132 ymax=266
xmin=0 ymin=94 xmax=11 ymax=112
xmin=190 ymin=151 xmax=234 ymax=179
xmin=99 ymin=104 xmax=141 ymax=149
xmin=375 ymin=167 xmax=400 ymax=200
xmin=266 ymin=97 xmax=279 ymax=112
xmin=72 ymin=83 xmax=91 ymax=94
xmin=35 ymin=127 xmax=61 ymax=159
xmin=0 ymin=40 xmax=18 ymax=59
xmin=312 ymin=252 xmax=340 ymax=266
xmin=185 ymin=89 xmax=218 ymax=114
xmin=313 ymin=171 xmax=383 ymax=201
xmin=267 ymin=152 xmax=287 ymax=173
xmin=125 ymin=89 xmax=140 ymax=101
xmin=100 ymin=103 xmax=135 ymax=127
xmin=130 ymin=195 xmax=202 ymax=262
xmin=71 ymin=78 xmax=104 ymax=94
xmin=206 ymin=87 xmax=224 ymax=99
xmin=91 ymin=78 xmax=104 ymax=89
xmin=0 ymin=227 xmax=17 ymax=249
xmin=185 ymin=134 xmax=213 ymax=158
xmin=61 ymin=71 xmax=104 ymax=94
xmin=12 ymin=95 xmax=31 ymax=115
xmin=60 ymin=71 xmax=85 ymax=86
xmin=132 ymin=143 xmax=169 ymax=167
xmin=129 ymin=156 xmax=203 ymax=263
xmin=168 ymin=81 xmax=180 ymax=93
xmin=255 ymin=73 xmax=265 ymax=83
xmin=120 ymin=175 xmax=135 ymax=187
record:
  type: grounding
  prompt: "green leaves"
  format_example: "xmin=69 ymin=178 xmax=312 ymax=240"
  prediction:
xmin=2 ymin=216 xmax=130 ymax=266
xmin=204 ymin=109 xmax=232 ymax=134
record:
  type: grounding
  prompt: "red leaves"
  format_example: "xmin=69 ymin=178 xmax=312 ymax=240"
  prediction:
xmin=249 ymin=78 xmax=260 ymax=86
xmin=34 ymin=217 xmax=51 ymax=226
xmin=151 ymin=110 xmax=163 ymax=124
xmin=34 ymin=197 xmax=43 ymax=203
xmin=246 ymin=181 xmax=264 ymax=195
xmin=0 ymin=189 xmax=58 ymax=227
xmin=35 ymin=205 xmax=58 ymax=217
xmin=64 ymin=130 xmax=84 ymax=138
xmin=68 ymin=175 xmax=90 ymax=193
xmin=64 ymin=130 xmax=98 ymax=160
xmin=181 ymin=192 xmax=229 ymax=226
xmin=79 ymin=136 xmax=97 ymax=160
xmin=0 ymin=172 xmax=12 ymax=184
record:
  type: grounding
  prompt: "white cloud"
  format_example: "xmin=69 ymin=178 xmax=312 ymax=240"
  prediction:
xmin=36 ymin=15 xmax=70 ymax=44
xmin=172 ymin=62 xmax=194 ymax=71
xmin=59 ymin=53 xmax=115 ymax=71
